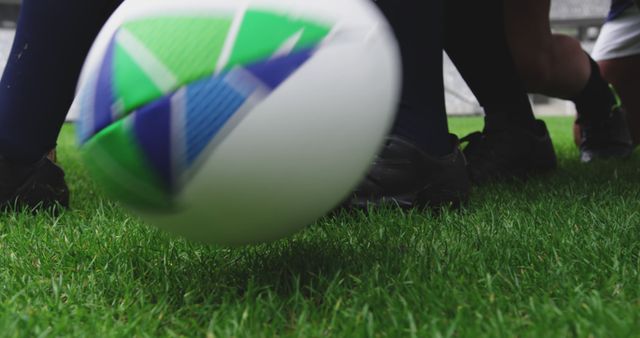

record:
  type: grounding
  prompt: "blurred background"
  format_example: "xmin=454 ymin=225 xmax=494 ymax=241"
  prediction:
xmin=0 ymin=0 xmax=610 ymax=117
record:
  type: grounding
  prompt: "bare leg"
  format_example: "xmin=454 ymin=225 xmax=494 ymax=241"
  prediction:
xmin=505 ymin=0 xmax=632 ymax=162
xmin=504 ymin=0 xmax=590 ymax=98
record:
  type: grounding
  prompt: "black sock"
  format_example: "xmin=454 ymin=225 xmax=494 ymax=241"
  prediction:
xmin=375 ymin=0 xmax=452 ymax=157
xmin=0 ymin=0 xmax=122 ymax=164
xmin=571 ymin=56 xmax=617 ymax=123
xmin=444 ymin=0 xmax=537 ymax=132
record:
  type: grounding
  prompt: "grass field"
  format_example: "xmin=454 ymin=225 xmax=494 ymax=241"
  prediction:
xmin=1 ymin=116 xmax=640 ymax=337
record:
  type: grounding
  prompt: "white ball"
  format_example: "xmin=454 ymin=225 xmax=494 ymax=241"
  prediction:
xmin=76 ymin=0 xmax=401 ymax=245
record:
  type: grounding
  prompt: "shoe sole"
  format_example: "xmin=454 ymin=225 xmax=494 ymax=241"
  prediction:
xmin=344 ymin=185 xmax=468 ymax=211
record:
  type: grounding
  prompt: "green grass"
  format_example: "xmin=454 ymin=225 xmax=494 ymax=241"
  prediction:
xmin=2 ymin=116 xmax=640 ymax=337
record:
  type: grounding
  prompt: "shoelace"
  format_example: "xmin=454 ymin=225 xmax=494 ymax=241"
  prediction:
xmin=460 ymin=131 xmax=500 ymax=162
xmin=460 ymin=129 xmax=526 ymax=176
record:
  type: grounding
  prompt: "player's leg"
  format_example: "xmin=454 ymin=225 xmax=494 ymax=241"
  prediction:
xmin=504 ymin=0 xmax=632 ymax=162
xmin=590 ymin=3 xmax=640 ymax=146
xmin=342 ymin=0 xmax=470 ymax=209
xmin=504 ymin=0 xmax=589 ymax=97
xmin=444 ymin=0 xmax=556 ymax=184
xmin=599 ymin=56 xmax=640 ymax=145
xmin=377 ymin=0 xmax=450 ymax=158
xmin=0 ymin=0 xmax=123 ymax=209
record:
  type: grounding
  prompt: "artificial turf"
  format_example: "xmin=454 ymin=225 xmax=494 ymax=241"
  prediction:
xmin=1 ymin=116 xmax=639 ymax=337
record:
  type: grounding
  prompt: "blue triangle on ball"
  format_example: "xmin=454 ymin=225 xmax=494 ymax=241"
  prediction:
xmin=133 ymin=95 xmax=173 ymax=191
xmin=245 ymin=48 xmax=314 ymax=89
xmin=184 ymin=77 xmax=247 ymax=166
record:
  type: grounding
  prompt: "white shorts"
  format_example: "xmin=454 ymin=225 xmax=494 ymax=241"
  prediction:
xmin=592 ymin=5 xmax=640 ymax=61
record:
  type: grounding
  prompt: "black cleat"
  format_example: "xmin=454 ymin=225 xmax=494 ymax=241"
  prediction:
xmin=0 ymin=154 xmax=69 ymax=212
xmin=574 ymin=106 xmax=634 ymax=163
xmin=461 ymin=119 xmax=557 ymax=184
xmin=342 ymin=135 xmax=470 ymax=210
